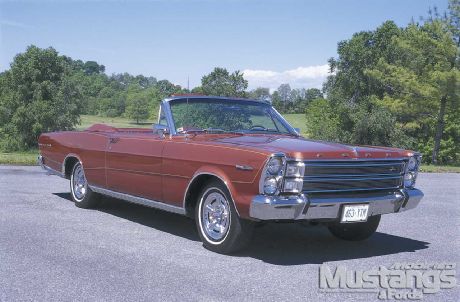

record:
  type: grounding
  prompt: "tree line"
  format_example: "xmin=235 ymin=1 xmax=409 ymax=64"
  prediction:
xmin=0 ymin=0 xmax=458 ymax=165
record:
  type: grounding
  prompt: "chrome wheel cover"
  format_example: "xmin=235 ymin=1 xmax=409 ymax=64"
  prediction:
xmin=201 ymin=189 xmax=231 ymax=241
xmin=72 ymin=164 xmax=87 ymax=201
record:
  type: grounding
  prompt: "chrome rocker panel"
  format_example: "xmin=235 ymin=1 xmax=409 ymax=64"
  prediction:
xmin=249 ymin=189 xmax=424 ymax=221
xmin=89 ymin=185 xmax=186 ymax=215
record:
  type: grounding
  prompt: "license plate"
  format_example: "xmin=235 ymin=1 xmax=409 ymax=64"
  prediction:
xmin=341 ymin=204 xmax=369 ymax=222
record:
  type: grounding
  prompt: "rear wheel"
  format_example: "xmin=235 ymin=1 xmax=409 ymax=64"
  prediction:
xmin=195 ymin=180 xmax=254 ymax=254
xmin=70 ymin=162 xmax=99 ymax=208
xmin=328 ymin=215 xmax=381 ymax=241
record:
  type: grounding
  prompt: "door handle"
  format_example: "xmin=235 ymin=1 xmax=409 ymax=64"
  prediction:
xmin=109 ymin=137 xmax=120 ymax=144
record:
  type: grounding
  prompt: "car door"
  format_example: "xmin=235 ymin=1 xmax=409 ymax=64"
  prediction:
xmin=106 ymin=132 xmax=165 ymax=201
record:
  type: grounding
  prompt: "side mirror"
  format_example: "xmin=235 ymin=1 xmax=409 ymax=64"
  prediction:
xmin=153 ymin=124 xmax=170 ymax=137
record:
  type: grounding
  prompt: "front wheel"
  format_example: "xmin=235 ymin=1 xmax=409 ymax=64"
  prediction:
xmin=328 ymin=215 xmax=381 ymax=241
xmin=70 ymin=162 xmax=99 ymax=208
xmin=195 ymin=181 xmax=254 ymax=254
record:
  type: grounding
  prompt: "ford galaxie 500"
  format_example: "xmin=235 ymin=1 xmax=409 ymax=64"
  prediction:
xmin=38 ymin=96 xmax=424 ymax=254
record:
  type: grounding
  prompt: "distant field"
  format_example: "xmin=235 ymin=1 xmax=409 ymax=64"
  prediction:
xmin=77 ymin=115 xmax=153 ymax=130
xmin=283 ymin=113 xmax=307 ymax=135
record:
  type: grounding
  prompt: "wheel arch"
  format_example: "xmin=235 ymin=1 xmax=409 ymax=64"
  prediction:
xmin=183 ymin=169 xmax=239 ymax=218
xmin=63 ymin=154 xmax=83 ymax=179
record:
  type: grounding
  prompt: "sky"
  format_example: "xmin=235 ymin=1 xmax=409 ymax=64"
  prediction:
xmin=0 ymin=0 xmax=449 ymax=91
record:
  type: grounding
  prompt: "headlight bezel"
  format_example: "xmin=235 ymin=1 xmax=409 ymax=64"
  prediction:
xmin=267 ymin=156 xmax=284 ymax=175
xmin=404 ymin=154 xmax=421 ymax=188
xmin=259 ymin=154 xmax=305 ymax=196
xmin=259 ymin=154 xmax=286 ymax=195
xmin=263 ymin=176 xmax=279 ymax=195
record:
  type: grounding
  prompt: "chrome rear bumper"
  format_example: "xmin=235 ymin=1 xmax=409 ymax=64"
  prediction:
xmin=249 ymin=189 xmax=424 ymax=221
xmin=38 ymin=155 xmax=64 ymax=177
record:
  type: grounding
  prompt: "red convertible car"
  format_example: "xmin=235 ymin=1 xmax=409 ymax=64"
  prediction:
xmin=38 ymin=96 xmax=424 ymax=254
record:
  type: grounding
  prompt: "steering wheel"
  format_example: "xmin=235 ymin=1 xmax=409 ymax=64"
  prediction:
xmin=249 ymin=125 xmax=268 ymax=131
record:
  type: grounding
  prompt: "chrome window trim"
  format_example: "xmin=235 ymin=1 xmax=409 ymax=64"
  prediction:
xmin=160 ymin=100 xmax=176 ymax=136
xmin=270 ymin=107 xmax=298 ymax=135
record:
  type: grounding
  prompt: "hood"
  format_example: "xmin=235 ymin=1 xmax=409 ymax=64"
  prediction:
xmin=212 ymin=134 xmax=412 ymax=160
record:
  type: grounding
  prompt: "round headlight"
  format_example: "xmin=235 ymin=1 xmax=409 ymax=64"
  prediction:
xmin=407 ymin=156 xmax=418 ymax=171
xmin=263 ymin=177 xmax=278 ymax=195
xmin=267 ymin=157 xmax=283 ymax=175
xmin=404 ymin=171 xmax=416 ymax=188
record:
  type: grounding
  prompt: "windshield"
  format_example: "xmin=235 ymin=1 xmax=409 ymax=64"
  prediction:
xmin=169 ymin=98 xmax=294 ymax=135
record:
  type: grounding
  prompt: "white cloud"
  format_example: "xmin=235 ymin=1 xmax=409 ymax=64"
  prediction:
xmin=243 ymin=64 xmax=330 ymax=91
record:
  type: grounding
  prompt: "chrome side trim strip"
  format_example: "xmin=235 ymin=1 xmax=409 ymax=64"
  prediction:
xmin=90 ymin=185 xmax=186 ymax=215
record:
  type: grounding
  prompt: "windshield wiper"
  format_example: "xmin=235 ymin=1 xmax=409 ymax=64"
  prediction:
xmin=183 ymin=128 xmax=244 ymax=136
xmin=203 ymin=128 xmax=228 ymax=133
xmin=241 ymin=128 xmax=300 ymax=137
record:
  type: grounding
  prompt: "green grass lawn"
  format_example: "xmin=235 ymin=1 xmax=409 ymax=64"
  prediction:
xmin=0 ymin=150 xmax=38 ymax=165
xmin=419 ymin=165 xmax=460 ymax=173
xmin=283 ymin=113 xmax=308 ymax=135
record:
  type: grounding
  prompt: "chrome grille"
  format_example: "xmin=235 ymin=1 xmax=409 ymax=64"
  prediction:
xmin=302 ymin=160 xmax=405 ymax=193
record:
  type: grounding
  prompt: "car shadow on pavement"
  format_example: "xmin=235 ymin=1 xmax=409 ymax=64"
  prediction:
xmin=53 ymin=192 xmax=430 ymax=265
xmin=239 ymin=222 xmax=430 ymax=265
xmin=53 ymin=192 xmax=200 ymax=242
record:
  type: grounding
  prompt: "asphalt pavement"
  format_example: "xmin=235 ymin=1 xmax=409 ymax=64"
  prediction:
xmin=0 ymin=166 xmax=459 ymax=301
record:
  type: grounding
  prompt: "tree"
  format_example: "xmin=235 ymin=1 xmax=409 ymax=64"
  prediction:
xmin=248 ymin=87 xmax=270 ymax=101
xmin=305 ymin=88 xmax=323 ymax=101
xmin=156 ymin=79 xmax=182 ymax=98
xmin=322 ymin=11 xmax=459 ymax=164
xmin=277 ymin=84 xmax=292 ymax=111
xmin=0 ymin=46 xmax=81 ymax=151
xmin=83 ymin=61 xmax=105 ymax=75
xmin=366 ymin=20 xmax=459 ymax=164
xmin=125 ymin=90 xmax=150 ymax=124
xmin=201 ymin=67 xmax=248 ymax=97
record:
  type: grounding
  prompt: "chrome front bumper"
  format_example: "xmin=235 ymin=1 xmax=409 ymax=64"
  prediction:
xmin=249 ymin=189 xmax=424 ymax=221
